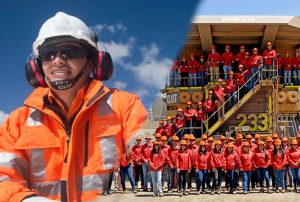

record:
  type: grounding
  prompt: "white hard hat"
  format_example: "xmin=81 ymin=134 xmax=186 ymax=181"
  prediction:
xmin=32 ymin=12 xmax=97 ymax=56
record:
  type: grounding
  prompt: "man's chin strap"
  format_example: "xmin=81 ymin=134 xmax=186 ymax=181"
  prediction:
xmin=45 ymin=62 xmax=89 ymax=90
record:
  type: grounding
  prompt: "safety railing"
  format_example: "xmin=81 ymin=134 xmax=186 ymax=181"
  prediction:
xmin=204 ymin=67 xmax=262 ymax=130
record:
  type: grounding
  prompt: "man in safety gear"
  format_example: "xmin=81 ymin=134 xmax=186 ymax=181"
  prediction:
xmin=0 ymin=12 xmax=147 ymax=202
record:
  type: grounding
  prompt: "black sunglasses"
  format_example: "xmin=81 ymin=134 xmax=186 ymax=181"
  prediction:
xmin=39 ymin=45 xmax=87 ymax=61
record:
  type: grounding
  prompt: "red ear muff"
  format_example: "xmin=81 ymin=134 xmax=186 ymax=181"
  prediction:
xmin=93 ymin=51 xmax=114 ymax=81
xmin=25 ymin=58 xmax=47 ymax=88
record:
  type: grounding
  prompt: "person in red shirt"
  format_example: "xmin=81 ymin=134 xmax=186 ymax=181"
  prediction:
xmin=194 ymin=141 xmax=210 ymax=194
xmin=246 ymin=134 xmax=257 ymax=153
xmin=198 ymin=55 xmax=207 ymax=87
xmin=214 ymin=79 xmax=227 ymax=118
xmin=119 ymin=152 xmax=137 ymax=194
xmin=162 ymin=116 xmax=175 ymax=138
xmin=239 ymin=142 xmax=255 ymax=194
xmin=234 ymin=133 xmax=243 ymax=155
xmin=210 ymin=140 xmax=225 ymax=195
xmin=188 ymin=53 xmax=199 ymax=86
xmin=168 ymin=136 xmax=180 ymax=192
xmin=272 ymin=139 xmax=287 ymax=193
xmin=149 ymin=141 xmax=165 ymax=197
xmin=154 ymin=133 xmax=162 ymax=143
xmin=141 ymin=134 xmax=153 ymax=191
xmin=222 ymin=44 xmax=234 ymax=80
xmin=179 ymin=56 xmax=189 ymax=87
xmin=262 ymin=41 xmax=276 ymax=79
xmin=132 ymin=136 xmax=144 ymax=189
xmin=204 ymin=91 xmax=218 ymax=128
xmin=250 ymin=47 xmax=263 ymax=88
xmin=287 ymin=139 xmax=300 ymax=192
xmin=241 ymin=52 xmax=252 ymax=91
xmin=175 ymin=108 xmax=185 ymax=139
xmin=177 ymin=140 xmax=192 ymax=196
xmin=234 ymin=45 xmax=246 ymax=72
xmin=155 ymin=120 xmax=165 ymax=135
xmin=293 ymin=49 xmax=300 ymax=85
xmin=281 ymin=50 xmax=293 ymax=85
xmin=254 ymin=141 xmax=272 ymax=193
xmin=160 ymin=136 xmax=171 ymax=191
xmin=281 ymin=137 xmax=293 ymax=191
xmin=184 ymin=101 xmax=195 ymax=134
xmin=169 ymin=59 xmax=180 ymax=87
xmin=226 ymin=71 xmax=237 ymax=109
xmin=219 ymin=135 xmax=226 ymax=150
xmin=236 ymin=64 xmax=248 ymax=100
xmin=195 ymin=101 xmax=206 ymax=138
xmin=187 ymin=135 xmax=199 ymax=192
xmin=224 ymin=142 xmax=239 ymax=194
xmin=207 ymin=45 xmax=221 ymax=82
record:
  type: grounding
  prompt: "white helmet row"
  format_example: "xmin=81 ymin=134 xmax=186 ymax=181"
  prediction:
xmin=32 ymin=12 xmax=97 ymax=56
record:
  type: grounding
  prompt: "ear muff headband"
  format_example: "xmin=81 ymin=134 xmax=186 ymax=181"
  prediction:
xmin=30 ymin=59 xmax=47 ymax=87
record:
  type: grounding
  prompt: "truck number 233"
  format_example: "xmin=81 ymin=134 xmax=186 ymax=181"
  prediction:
xmin=236 ymin=113 xmax=269 ymax=132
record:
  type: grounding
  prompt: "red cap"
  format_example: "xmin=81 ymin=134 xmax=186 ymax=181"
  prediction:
xmin=197 ymin=101 xmax=202 ymax=106
xmin=253 ymin=47 xmax=258 ymax=51
xmin=190 ymin=53 xmax=195 ymax=57
xmin=211 ymin=45 xmax=216 ymax=49
xmin=245 ymin=52 xmax=250 ymax=55
xmin=177 ymin=108 xmax=183 ymax=112
xmin=200 ymin=55 xmax=205 ymax=59
xmin=240 ymin=45 xmax=245 ymax=49
xmin=225 ymin=44 xmax=230 ymax=49
xmin=159 ymin=120 xmax=164 ymax=124
xmin=266 ymin=41 xmax=272 ymax=46
xmin=187 ymin=101 xmax=192 ymax=105
xmin=285 ymin=50 xmax=289 ymax=54
xmin=218 ymin=78 xmax=223 ymax=83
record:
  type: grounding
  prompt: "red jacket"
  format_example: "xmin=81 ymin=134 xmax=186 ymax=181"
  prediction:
xmin=210 ymin=151 xmax=225 ymax=169
xmin=141 ymin=143 xmax=153 ymax=162
xmin=179 ymin=60 xmax=188 ymax=73
xmin=132 ymin=144 xmax=143 ymax=165
xmin=235 ymin=52 xmax=246 ymax=63
xmin=195 ymin=107 xmax=205 ymax=121
xmin=168 ymin=145 xmax=179 ymax=168
xmin=204 ymin=99 xmax=217 ymax=112
xmin=224 ymin=151 xmax=239 ymax=170
xmin=177 ymin=149 xmax=192 ymax=170
xmin=287 ymin=148 xmax=300 ymax=168
xmin=262 ymin=49 xmax=276 ymax=65
xmin=175 ymin=114 xmax=185 ymax=129
xmin=222 ymin=52 xmax=234 ymax=66
xmin=207 ymin=52 xmax=221 ymax=67
xmin=250 ymin=54 xmax=262 ymax=68
xmin=241 ymin=58 xmax=251 ymax=75
xmin=188 ymin=145 xmax=199 ymax=167
xmin=281 ymin=57 xmax=293 ymax=71
xmin=254 ymin=150 xmax=271 ymax=168
xmin=161 ymin=144 xmax=171 ymax=166
xmin=184 ymin=108 xmax=195 ymax=121
xmin=119 ymin=153 xmax=132 ymax=167
xmin=198 ymin=62 xmax=206 ymax=72
xmin=214 ymin=85 xmax=226 ymax=101
xmin=194 ymin=152 xmax=210 ymax=170
xmin=294 ymin=56 xmax=300 ymax=70
xmin=226 ymin=78 xmax=236 ymax=93
xmin=272 ymin=151 xmax=287 ymax=170
xmin=162 ymin=122 xmax=175 ymax=138
xmin=239 ymin=151 xmax=255 ymax=171
xmin=236 ymin=70 xmax=248 ymax=85
xmin=250 ymin=142 xmax=258 ymax=153
xmin=188 ymin=59 xmax=199 ymax=74
xmin=149 ymin=152 xmax=165 ymax=171
xmin=275 ymin=57 xmax=282 ymax=70
xmin=155 ymin=126 xmax=164 ymax=135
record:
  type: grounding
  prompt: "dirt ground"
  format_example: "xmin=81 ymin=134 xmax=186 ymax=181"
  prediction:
xmin=90 ymin=183 xmax=300 ymax=202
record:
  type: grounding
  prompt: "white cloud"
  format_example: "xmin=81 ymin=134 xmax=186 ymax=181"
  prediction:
xmin=123 ymin=43 xmax=173 ymax=89
xmin=90 ymin=22 xmax=127 ymax=35
xmin=98 ymin=37 xmax=135 ymax=64
xmin=132 ymin=88 xmax=150 ymax=98
xmin=113 ymin=81 xmax=127 ymax=89
xmin=0 ymin=111 xmax=8 ymax=124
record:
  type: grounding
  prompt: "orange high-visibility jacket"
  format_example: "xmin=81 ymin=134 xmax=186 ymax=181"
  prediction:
xmin=0 ymin=80 xmax=147 ymax=202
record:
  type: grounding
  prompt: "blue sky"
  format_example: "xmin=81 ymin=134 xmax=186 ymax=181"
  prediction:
xmin=0 ymin=0 xmax=198 ymax=121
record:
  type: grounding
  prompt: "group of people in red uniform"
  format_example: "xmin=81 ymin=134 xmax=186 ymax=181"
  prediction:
xmin=104 ymin=132 xmax=300 ymax=197
xmin=169 ymin=41 xmax=300 ymax=88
